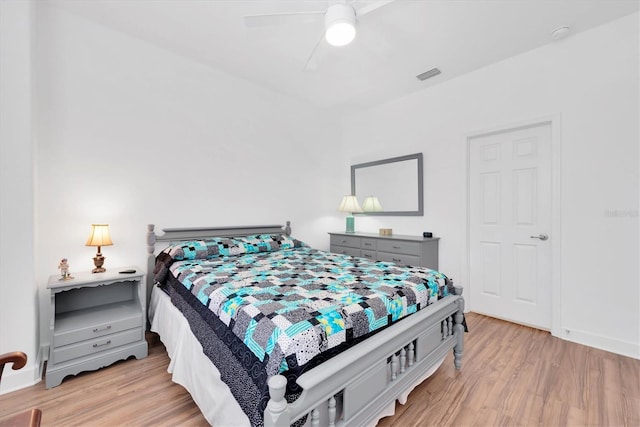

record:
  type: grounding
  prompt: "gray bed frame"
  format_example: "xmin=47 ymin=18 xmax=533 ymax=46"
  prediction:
xmin=146 ymin=222 xmax=464 ymax=427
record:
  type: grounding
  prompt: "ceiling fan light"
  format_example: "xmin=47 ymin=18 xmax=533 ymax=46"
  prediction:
xmin=326 ymin=21 xmax=356 ymax=46
xmin=325 ymin=4 xmax=356 ymax=47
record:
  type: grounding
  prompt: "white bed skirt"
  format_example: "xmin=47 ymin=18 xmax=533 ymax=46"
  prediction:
xmin=149 ymin=286 xmax=445 ymax=426
xmin=150 ymin=285 xmax=250 ymax=426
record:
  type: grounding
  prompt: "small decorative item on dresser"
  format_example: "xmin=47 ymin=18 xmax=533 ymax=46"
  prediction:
xmin=57 ymin=258 xmax=73 ymax=280
xmin=85 ymin=224 xmax=113 ymax=273
xmin=379 ymin=228 xmax=393 ymax=236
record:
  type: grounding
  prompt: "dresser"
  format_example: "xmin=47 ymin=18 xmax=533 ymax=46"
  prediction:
xmin=46 ymin=267 xmax=148 ymax=388
xmin=329 ymin=232 xmax=440 ymax=270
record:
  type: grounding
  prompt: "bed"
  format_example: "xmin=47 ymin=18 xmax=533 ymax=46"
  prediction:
xmin=146 ymin=223 xmax=465 ymax=427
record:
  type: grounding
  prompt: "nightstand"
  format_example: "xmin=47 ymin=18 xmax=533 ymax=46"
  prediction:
xmin=45 ymin=267 xmax=148 ymax=388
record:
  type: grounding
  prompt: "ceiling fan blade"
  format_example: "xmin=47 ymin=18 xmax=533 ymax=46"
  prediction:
xmin=243 ymin=11 xmax=324 ymax=28
xmin=303 ymin=32 xmax=327 ymax=71
xmin=355 ymin=0 xmax=396 ymax=17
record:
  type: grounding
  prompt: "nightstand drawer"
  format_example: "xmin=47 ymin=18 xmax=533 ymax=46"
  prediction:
xmin=377 ymin=240 xmax=421 ymax=256
xmin=52 ymin=328 xmax=142 ymax=364
xmin=331 ymin=245 xmax=361 ymax=257
xmin=330 ymin=235 xmax=361 ymax=249
xmin=53 ymin=300 xmax=142 ymax=347
xmin=360 ymin=238 xmax=377 ymax=250
xmin=377 ymin=252 xmax=421 ymax=266
xmin=54 ymin=309 xmax=142 ymax=348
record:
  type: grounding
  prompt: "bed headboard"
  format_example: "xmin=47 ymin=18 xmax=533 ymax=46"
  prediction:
xmin=145 ymin=222 xmax=292 ymax=308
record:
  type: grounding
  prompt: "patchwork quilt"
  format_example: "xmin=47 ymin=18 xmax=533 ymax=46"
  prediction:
xmin=154 ymin=234 xmax=454 ymax=426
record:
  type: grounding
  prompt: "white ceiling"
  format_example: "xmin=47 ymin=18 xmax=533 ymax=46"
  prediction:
xmin=46 ymin=0 xmax=639 ymax=113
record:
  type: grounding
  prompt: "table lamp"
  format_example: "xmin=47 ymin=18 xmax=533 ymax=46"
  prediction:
xmin=85 ymin=224 xmax=113 ymax=273
xmin=338 ymin=195 xmax=362 ymax=233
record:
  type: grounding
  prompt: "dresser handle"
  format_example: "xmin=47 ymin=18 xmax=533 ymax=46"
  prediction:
xmin=93 ymin=325 xmax=112 ymax=333
xmin=392 ymin=258 xmax=402 ymax=262
xmin=364 ymin=243 xmax=372 ymax=246
xmin=392 ymin=245 xmax=401 ymax=249
xmin=93 ymin=340 xmax=111 ymax=348
xmin=364 ymin=254 xmax=372 ymax=258
xmin=341 ymin=239 xmax=347 ymax=243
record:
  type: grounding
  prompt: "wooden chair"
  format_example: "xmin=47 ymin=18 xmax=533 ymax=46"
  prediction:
xmin=0 ymin=352 xmax=42 ymax=427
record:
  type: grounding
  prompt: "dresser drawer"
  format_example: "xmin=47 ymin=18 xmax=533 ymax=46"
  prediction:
xmin=377 ymin=252 xmax=421 ymax=266
xmin=331 ymin=245 xmax=361 ymax=257
xmin=361 ymin=250 xmax=377 ymax=260
xmin=377 ymin=240 xmax=421 ymax=256
xmin=52 ymin=328 xmax=142 ymax=364
xmin=330 ymin=235 xmax=361 ymax=249
xmin=360 ymin=238 xmax=377 ymax=250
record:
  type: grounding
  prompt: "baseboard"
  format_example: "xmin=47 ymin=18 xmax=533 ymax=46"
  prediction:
xmin=557 ymin=327 xmax=640 ymax=360
xmin=471 ymin=311 xmax=639 ymax=360
xmin=0 ymin=362 xmax=40 ymax=395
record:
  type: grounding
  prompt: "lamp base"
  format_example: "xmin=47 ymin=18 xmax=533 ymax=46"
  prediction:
xmin=92 ymin=255 xmax=106 ymax=273
xmin=345 ymin=216 xmax=355 ymax=233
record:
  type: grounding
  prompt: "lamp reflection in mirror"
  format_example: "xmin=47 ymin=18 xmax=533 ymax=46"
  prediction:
xmin=85 ymin=224 xmax=113 ymax=273
xmin=338 ymin=195 xmax=362 ymax=233
xmin=362 ymin=196 xmax=383 ymax=213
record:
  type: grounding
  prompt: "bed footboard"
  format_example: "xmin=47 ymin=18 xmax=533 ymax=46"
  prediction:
xmin=453 ymin=286 xmax=465 ymax=370
xmin=265 ymin=287 xmax=465 ymax=427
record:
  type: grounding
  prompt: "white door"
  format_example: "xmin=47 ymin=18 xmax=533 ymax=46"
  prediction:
xmin=469 ymin=122 xmax=552 ymax=330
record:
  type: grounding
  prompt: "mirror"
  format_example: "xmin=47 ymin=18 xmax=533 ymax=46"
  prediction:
xmin=351 ymin=153 xmax=423 ymax=216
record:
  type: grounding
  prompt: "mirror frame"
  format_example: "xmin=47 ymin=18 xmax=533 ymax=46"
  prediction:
xmin=351 ymin=153 xmax=424 ymax=216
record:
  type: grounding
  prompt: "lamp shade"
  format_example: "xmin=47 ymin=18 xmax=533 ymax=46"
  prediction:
xmin=85 ymin=224 xmax=113 ymax=247
xmin=362 ymin=196 xmax=383 ymax=212
xmin=338 ymin=195 xmax=363 ymax=213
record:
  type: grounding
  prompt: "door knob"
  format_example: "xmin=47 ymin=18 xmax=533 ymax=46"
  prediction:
xmin=530 ymin=234 xmax=549 ymax=241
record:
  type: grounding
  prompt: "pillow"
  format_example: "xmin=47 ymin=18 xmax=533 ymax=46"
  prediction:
xmin=234 ymin=234 xmax=305 ymax=253
xmin=153 ymin=237 xmax=239 ymax=286
xmin=161 ymin=239 xmax=222 ymax=261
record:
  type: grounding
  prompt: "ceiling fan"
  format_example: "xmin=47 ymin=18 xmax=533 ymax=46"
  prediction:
xmin=243 ymin=0 xmax=396 ymax=70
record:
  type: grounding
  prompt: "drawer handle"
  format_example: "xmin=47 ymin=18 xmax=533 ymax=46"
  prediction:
xmin=341 ymin=239 xmax=347 ymax=243
xmin=392 ymin=258 xmax=402 ymax=262
xmin=392 ymin=245 xmax=402 ymax=249
xmin=93 ymin=340 xmax=112 ymax=348
xmin=93 ymin=325 xmax=112 ymax=333
xmin=364 ymin=254 xmax=372 ymax=258
xmin=364 ymin=243 xmax=372 ymax=246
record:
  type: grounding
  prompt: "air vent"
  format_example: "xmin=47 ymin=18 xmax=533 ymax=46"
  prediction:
xmin=416 ymin=68 xmax=441 ymax=81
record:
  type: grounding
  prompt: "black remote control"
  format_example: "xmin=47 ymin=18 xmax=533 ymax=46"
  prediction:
xmin=119 ymin=269 xmax=136 ymax=274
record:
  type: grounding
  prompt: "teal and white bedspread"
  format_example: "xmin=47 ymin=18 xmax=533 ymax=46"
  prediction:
xmin=154 ymin=234 xmax=453 ymax=426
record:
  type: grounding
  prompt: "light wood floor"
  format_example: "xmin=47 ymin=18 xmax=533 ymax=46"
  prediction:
xmin=1 ymin=313 xmax=638 ymax=426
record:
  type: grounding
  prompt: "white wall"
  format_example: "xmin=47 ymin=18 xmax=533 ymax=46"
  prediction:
xmin=341 ymin=13 xmax=639 ymax=358
xmin=0 ymin=0 xmax=41 ymax=392
xmin=3 ymin=3 xmax=636 ymax=396
xmin=33 ymin=5 xmax=343 ymax=354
